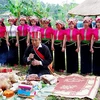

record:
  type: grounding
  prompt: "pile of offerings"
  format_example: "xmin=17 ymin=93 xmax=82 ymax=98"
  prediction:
xmin=0 ymin=69 xmax=58 ymax=99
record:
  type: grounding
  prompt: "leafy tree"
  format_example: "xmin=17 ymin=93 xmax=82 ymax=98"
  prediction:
xmin=0 ymin=0 xmax=78 ymax=24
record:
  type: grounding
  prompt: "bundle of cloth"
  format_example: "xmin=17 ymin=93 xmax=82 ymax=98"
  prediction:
xmin=40 ymin=74 xmax=58 ymax=85
xmin=0 ymin=73 xmax=19 ymax=91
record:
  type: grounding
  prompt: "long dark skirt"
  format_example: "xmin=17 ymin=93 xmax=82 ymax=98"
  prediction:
xmin=19 ymin=37 xmax=27 ymax=65
xmin=93 ymin=42 xmax=100 ymax=76
xmin=54 ymin=42 xmax=65 ymax=71
xmin=42 ymin=39 xmax=53 ymax=57
xmin=80 ymin=42 xmax=92 ymax=74
xmin=0 ymin=38 xmax=8 ymax=65
xmin=66 ymin=42 xmax=78 ymax=73
xmin=7 ymin=37 xmax=18 ymax=66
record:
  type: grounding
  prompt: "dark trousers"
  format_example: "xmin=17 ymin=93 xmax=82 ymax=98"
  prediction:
xmin=0 ymin=39 xmax=8 ymax=65
xmin=81 ymin=43 xmax=92 ymax=74
xmin=19 ymin=37 xmax=27 ymax=65
xmin=42 ymin=39 xmax=53 ymax=57
xmin=66 ymin=42 xmax=78 ymax=73
xmin=93 ymin=43 xmax=100 ymax=76
xmin=7 ymin=37 xmax=18 ymax=65
xmin=54 ymin=43 xmax=65 ymax=71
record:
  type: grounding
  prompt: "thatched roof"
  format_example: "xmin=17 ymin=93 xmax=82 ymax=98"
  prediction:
xmin=68 ymin=0 xmax=100 ymax=16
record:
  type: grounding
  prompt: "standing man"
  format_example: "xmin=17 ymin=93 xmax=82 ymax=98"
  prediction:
xmin=23 ymin=31 xmax=52 ymax=76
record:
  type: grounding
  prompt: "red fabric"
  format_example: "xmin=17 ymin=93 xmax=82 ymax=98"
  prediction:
xmin=79 ymin=28 xmax=93 ymax=41
xmin=53 ymin=29 xmax=65 ymax=40
xmin=34 ymin=47 xmax=45 ymax=60
xmin=17 ymin=24 xmax=29 ymax=36
xmin=53 ymin=74 xmax=99 ymax=99
xmin=29 ymin=26 xmax=41 ymax=37
xmin=93 ymin=28 xmax=100 ymax=41
xmin=0 ymin=68 xmax=12 ymax=73
xmin=0 ymin=26 xmax=6 ymax=38
xmin=40 ymin=27 xmax=54 ymax=39
xmin=34 ymin=47 xmax=54 ymax=72
xmin=31 ymin=31 xmax=41 ymax=38
xmin=65 ymin=28 xmax=79 ymax=41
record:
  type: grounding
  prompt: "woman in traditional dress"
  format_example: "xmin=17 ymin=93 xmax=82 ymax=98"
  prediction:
xmin=79 ymin=17 xmax=93 ymax=74
xmin=52 ymin=20 xmax=65 ymax=72
xmin=90 ymin=16 xmax=100 ymax=76
xmin=28 ymin=16 xmax=41 ymax=44
xmin=6 ymin=16 xmax=18 ymax=66
xmin=62 ymin=18 xmax=80 ymax=74
xmin=40 ymin=18 xmax=54 ymax=56
xmin=0 ymin=18 xmax=8 ymax=65
xmin=17 ymin=16 xmax=29 ymax=65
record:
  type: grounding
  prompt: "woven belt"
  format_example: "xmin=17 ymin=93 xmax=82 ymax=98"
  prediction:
xmin=66 ymin=41 xmax=76 ymax=46
xmin=94 ymin=41 xmax=100 ymax=44
xmin=93 ymin=42 xmax=100 ymax=48
xmin=81 ymin=41 xmax=90 ymax=46
xmin=9 ymin=37 xmax=16 ymax=41
xmin=93 ymin=46 xmax=100 ymax=48
xmin=42 ymin=39 xmax=50 ymax=44
xmin=0 ymin=38 xmax=6 ymax=42
xmin=54 ymin=40 xmax=62 ymax=45
xmin=19 ymin=37 xmax=26 ymax=41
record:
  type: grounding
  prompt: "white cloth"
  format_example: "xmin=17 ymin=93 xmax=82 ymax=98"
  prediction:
xmin=84 ymin=29 xmax=87 ymax=40
xmin=70 ymin=30 xmax=73 ymax=41
xmin=6 ymin=25 xmax=18 ymax=37
xmin=56 ymin=31 xmax=59 ymax=40
xmin=35 ymin=43 xmax=42 ymax=50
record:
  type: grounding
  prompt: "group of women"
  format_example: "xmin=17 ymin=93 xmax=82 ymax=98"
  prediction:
xmin=0 ymin=15 xmax=100 ymax=76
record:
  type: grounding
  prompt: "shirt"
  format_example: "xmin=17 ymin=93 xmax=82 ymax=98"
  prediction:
xmin=93 ymin=28 xmax=100 ymax=41
xmin=65 ymin=28 xmax=79 ymax=41
xmin=54 ymin=29 xmax=65 ymax=40
xmin=79 ymin=28 xmax=93 ymax=41
xmin=17 ymin=24 xmax=29 ymax=36
xmin=40 ymin=27 xmax=54 ymax=39
xmin=29 ymin=26 xmax=41 ymax=37
xmin=0 ymin=26 xmax=6 ymax=38
xmin=6 ymin=25 xmax=18 ymax=37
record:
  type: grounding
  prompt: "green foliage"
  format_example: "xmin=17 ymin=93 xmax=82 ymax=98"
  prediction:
xmin=46 ymin=95 xmax=58 ymax=100
xmin=0 ymin=0 xmax=77 ymax=17
xmin=94 ymin=98 xmax=98 ymax=100
xmin=0 ymin=0 xmax=78 ymax=28
xmin=98 ymin=88 xmax=100 ymax=93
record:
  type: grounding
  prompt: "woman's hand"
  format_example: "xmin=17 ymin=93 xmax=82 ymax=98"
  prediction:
xmin=51 ymin=45 xmax=54 ymax=51
xmin=6 ymin=41 xmax=10 ymax=46
xmin=75 ymin=48 xmax=79 ymax=53
xmin=27 ymin=42 xmax=30 ymax=47
xmin=62 ymin=47 xmax=65 ymax=52
xmin=90 ymin=48 xmax=94 ymax=53
xmin=15 ymin=42 xmax=19 ymax=47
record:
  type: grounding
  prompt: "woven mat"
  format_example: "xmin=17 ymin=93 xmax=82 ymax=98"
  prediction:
xmin=53 ymin=74 xmax=100 ymax=99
